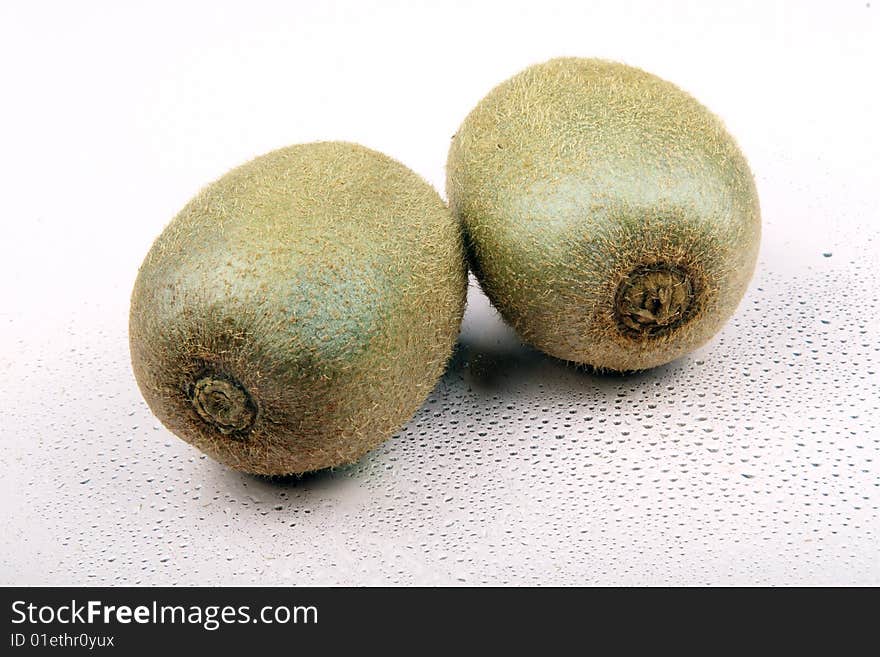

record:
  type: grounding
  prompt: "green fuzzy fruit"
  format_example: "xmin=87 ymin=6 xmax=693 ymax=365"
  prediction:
xmin=130 ymin=142 xmax=467 ymax=475
xmin=447 ymin=58 xmax=761 ymax=371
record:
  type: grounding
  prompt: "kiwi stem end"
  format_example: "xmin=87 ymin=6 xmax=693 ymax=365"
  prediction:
xmin=615 ymin=264 xmax=695 ymax=338
xmin=191 ymin=374 xmax=256 ymax=437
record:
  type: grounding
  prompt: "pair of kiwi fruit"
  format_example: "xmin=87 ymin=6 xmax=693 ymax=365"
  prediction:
xmin=130 ymin=58 xmax=761 ymax=476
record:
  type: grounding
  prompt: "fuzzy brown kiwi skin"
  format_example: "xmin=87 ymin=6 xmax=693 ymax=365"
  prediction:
xmin=130 ymin=142 xmax=468 ymax=475
xmin=447 ymin=58 xmax=761 ymax=371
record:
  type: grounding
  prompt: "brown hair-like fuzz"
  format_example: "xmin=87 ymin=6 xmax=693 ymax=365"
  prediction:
xmin=130 ymin=142 xmax=467 ymax=475
xmin=447 ymin=58 xmax=761 ymax=371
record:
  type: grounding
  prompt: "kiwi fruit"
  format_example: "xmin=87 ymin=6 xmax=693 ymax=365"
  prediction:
xmin=447 ymin=58 xmax=761 ymax=371
xmin=130 ymin=142 xmax=467 ymax=475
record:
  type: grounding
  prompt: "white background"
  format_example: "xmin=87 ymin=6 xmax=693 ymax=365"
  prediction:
xmin=1 ymin=1 xmax=877 ymax=585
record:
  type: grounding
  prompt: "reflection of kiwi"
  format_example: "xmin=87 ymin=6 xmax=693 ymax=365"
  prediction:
xmin=447 ymin=58 xmax=761 ymax=371
xmin=130 ymin=142 xmax=467 ymax=475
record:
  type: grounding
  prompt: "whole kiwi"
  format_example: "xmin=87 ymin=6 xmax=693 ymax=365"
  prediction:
xmin=130 ymin=142 xmax=467 ymax=475
xmin=447 ymin=58 xmax=761 ymax=371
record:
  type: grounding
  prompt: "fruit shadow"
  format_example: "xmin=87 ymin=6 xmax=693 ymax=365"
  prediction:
xmin=446 ymin=282 xmax=655 ymax=397
xmin=255 ymin=465 xmax=356 ymax=487
xmin=445 ymin=327 xmax=659 ymax=400
xmin=225 ymin=459 xmax=368 ymax=513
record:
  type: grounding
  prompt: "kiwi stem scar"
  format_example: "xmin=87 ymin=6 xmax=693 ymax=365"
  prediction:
xmin=615 ymin=264 xmax=695 ymax=338
xmin=191 ymin=375 xmax=256 ymax=437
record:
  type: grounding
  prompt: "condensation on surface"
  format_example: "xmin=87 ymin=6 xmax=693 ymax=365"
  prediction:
xmin=1 ymin=217 xmax=878 ymax=586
